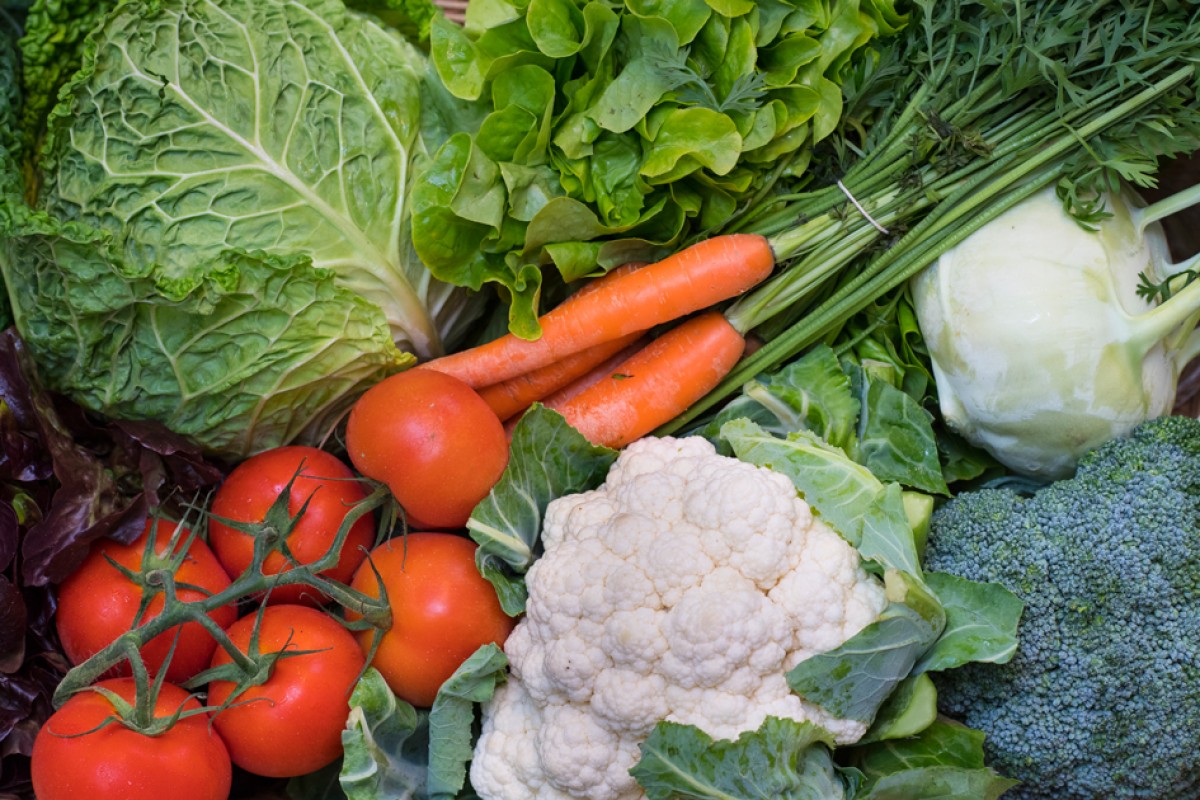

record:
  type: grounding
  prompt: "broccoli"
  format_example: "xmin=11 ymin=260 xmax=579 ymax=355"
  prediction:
xmin=923 ymin=415 xmax=1200 ymax=800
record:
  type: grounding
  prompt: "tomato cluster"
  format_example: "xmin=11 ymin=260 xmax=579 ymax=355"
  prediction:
xmin=33 ymin=370 xmax=516 ymax=799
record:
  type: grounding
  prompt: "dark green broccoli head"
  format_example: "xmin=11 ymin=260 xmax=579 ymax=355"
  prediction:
xmin=924 ymin=415 xmax=1200 ymax=800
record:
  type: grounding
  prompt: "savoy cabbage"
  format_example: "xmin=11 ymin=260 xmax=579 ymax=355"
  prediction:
xmin=0 ymin=0 xmax=482 ymax=457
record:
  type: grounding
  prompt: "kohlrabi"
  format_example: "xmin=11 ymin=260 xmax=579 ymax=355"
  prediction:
xmin=911 ymin=184 xmax=1200 ymax=479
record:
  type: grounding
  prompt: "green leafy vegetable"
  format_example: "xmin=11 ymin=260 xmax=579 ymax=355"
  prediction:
xmin=466 ymin=404 xmax=616 ymax=614
xmin=0 ymin=0 xmax=484 ymax=458
xmin=341 ymin=667 xmax=431 ymax=799
xmin=426 ymin=644 xmax=508 ymax=798
xmin=14 ymin=0 xmax=445 ymax=156
xmin=630 ymin=714 xmax=1017 ymax=800
xmin=914 ymin=573 xmax=1022 ymax=674
xmin=339 ymin=648 xmax=507 ymax=800
xmin=786 ymin=571 xmax=945 ymax=726
xmin=13 ymin=0 xmax=115 ymax=155
xmin=631 ymin=717 xmax=853 ymax=800
xmin=857 ymin=673 xmax=937 ymax=745
xmin=847 ymin=364 xmax=947 ymax=496
xmin=701 ymin=344 xmax=946 ymax=494
xmin=701 ymin=344 xmax=860 ymax=452
xmin=350 ymin=0 xmax=442 ymax=40
xmin=845 ymin=719 xmax=1020 ymax=800
xmin=0 ymin=15 xmax=18 ymax=329
xmin=415 ymin=0 xmax=905 ymax=334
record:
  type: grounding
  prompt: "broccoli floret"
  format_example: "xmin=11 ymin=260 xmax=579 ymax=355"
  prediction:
xmin=924 ymin=415 xmax=1200 ymax=800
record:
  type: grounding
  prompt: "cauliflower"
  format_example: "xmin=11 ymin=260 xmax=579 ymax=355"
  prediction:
xmin=470 ymin=436 xmax=888 ymax=800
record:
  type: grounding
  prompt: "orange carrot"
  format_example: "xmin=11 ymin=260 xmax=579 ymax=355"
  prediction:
xmin=419 ymin=234 xmax=774 ymax=388
xmin=548 ymin=311 xmax=746 ymax=448
xmin=474 ymin=263 xmax=648 ymax=420
xmin=478 ymin=331 xmax=643 ymax=421
xmin=501 ymin=334 xmax=649 ymax=437
xmin=540 ymin=335 xmax=649 ymax=409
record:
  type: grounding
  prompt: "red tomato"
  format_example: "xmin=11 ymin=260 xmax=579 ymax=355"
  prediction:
xmin=348 ymin=533 xmax=516 ymax=707
xmin=206 ymin=604 xmax=365 ymax=778
xmin=208 ymin=446 xmax=376 ymax=605
xmin=55 ymin=518 xmax=236 ymax=683
xmin=345 ymin=369 xmax=508 ymax=529
xmin=31 ymin=677 xmax=231 ymax=800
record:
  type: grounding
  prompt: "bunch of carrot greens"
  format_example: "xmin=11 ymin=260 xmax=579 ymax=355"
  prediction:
xmin=697 ymin=0 xmax=1200 ymax=427
xmin=424 ymin=0 xmax=1200 ymax=449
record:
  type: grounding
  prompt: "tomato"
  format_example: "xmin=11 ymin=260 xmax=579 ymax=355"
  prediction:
xmin=55 ymin=518 xmax=237 ymax=683
xmin=31 ymin=677 xmax=231 ymax=800
xmin=345 ymin=369 xmax=508 ymax=529
xmin=208 ymin=446 xmax=376 ymax=605
xmin=206 ymin=604 xmax=365 ymax=777
xmin=348 ymin=533 xmax=516 ymax=707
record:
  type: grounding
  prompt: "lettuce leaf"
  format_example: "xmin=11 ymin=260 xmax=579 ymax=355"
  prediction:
xmin=415 ymin=0 xmax=906 ymax=336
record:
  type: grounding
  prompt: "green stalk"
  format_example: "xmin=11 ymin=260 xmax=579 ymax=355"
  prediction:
xmin=1130 ymin=249 xmax=1200 ymax=357
xmin=659 ymin=55 xmax=1200 ymax=434
xmin=1136 ymin=182 xmax=1200 ymax=232
xmin=52 ymin=483 xmax=395 ymax=707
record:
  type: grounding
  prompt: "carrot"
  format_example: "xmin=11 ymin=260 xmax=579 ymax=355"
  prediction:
xmin=501 ymin=334 xmax=649 ymax=437
xmin=549 ymin=311 xmax=746 ymax=448
xmin=478 ymin=331 xmax=643 ymax=421
xmin=419 ymin=234 xmax=774 ymax=388
xmin=541 ymin=335 xmax=649 ymax=409
xmin=474 ymin=263 xmax=648 ymax=420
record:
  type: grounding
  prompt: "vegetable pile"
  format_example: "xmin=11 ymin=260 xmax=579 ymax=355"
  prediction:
xmin=1 ymin=0 xmax=1200 ymax=798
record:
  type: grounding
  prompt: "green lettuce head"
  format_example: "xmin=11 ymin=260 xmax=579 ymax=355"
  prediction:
xmin=0 ymin=0 xmax=482 ymax=458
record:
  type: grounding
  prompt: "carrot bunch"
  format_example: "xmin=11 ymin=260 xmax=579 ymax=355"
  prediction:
xmin=419 ymin=234 xmax=776 ymax=448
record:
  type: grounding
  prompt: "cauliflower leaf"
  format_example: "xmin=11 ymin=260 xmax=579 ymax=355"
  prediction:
xmin=467 ymin=404 xmax=617 ymax=615
xmin=340 ymin=646 xmax=509 ymax=800
xmin=631 ymin=717 xmax=852 ymax=800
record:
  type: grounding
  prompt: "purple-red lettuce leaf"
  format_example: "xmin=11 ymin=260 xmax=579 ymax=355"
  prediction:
xmin=0 ymin=329 xmax=223 ymax=586
xmin=0 ymin=326 xmax=222 ymax=800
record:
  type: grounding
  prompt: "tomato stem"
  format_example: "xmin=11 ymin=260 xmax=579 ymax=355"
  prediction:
xmin=51 ymin=484 xmax=397 ymax=713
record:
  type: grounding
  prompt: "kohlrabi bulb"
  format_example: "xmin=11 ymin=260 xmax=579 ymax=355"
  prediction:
xmin=911 ymin=185 xmax=1200 ymax=479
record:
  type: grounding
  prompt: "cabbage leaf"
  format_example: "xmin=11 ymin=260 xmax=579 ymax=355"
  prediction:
xmin=0 ymin=0 xmax=483 ymax=458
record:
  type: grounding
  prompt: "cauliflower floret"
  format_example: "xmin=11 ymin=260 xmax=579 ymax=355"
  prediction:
xmin=471 ymin=436 xmax=889 ymax=800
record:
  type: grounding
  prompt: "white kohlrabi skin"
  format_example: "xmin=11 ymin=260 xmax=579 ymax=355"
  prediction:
xmin=911 ymin=185 xmax=1197 ymax=479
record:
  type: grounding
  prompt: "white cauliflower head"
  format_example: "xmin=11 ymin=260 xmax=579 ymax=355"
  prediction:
xmin=471 ymin=436 xmax=888 ymax=800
